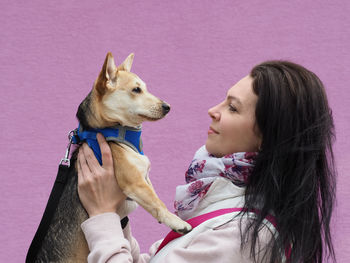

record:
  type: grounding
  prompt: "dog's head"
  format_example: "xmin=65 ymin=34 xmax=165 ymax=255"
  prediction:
xmin=77 ymin=52 xmax=170 ymax=129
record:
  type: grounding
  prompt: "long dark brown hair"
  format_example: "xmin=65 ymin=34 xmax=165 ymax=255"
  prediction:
xmin=241 ymin=61 xmax=336 ymax=262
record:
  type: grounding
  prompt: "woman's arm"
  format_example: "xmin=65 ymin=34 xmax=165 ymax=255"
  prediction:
xmin=81 ymin=212 xmax=134 ymax=262
xmin=81 ymin=211 xmax=162 ymax=263
xmin=81 ymin=212 xmax=273 ymax=263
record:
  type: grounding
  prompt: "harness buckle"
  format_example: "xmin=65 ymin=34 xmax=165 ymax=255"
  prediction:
xmin=59 ymin=129 xmax=77 ymax=167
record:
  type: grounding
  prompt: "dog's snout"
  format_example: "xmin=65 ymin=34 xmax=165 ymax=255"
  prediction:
xmin=162 ymin=103 xmax=171 ymax=114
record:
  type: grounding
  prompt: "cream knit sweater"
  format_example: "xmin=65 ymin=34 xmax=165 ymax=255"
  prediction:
xmin=81 ymin=178 xmax=278 ymax=263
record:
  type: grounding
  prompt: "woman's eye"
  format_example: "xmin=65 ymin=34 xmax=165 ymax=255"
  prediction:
xmin=229 ymin=105 xmax=237 ymax=112
xmin=132 ymin=87 xmax=142 ymax=93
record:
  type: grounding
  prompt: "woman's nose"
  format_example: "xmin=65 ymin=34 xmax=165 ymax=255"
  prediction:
xmin=208 ymin=105 xmax=220 ymax=120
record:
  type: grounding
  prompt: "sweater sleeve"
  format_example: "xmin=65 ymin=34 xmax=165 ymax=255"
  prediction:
xmin=81 ymin=213 xmax=274 ymax=263
xmin=81 ymin=212 xmax=161 ymax=263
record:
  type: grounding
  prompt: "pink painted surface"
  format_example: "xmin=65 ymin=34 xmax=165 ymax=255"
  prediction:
xmin=0 ymin=1 xmax=349 ymax=262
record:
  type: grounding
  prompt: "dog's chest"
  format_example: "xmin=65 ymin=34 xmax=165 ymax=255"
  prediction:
xmin=124 ymin=149 xmax=151 ymax=176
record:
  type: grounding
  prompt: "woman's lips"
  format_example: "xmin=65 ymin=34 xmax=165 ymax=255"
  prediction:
xmin=208 ymin=126 xmax=219 ymax=135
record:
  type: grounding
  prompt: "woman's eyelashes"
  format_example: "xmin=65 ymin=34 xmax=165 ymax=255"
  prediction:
xmin=229 ymin=104 xmax=237 ymax=112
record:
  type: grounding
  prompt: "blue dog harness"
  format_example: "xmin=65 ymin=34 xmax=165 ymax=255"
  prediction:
xmin=72 ymin=123 xmax=143 ymax=165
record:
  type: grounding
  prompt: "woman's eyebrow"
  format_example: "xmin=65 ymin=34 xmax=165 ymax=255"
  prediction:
xmin=227 ymin=95 xmax=242 ymax=106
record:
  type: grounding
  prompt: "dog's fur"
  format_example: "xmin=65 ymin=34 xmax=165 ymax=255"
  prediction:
xmin=35 ymin=52 xmax=191 ymax=262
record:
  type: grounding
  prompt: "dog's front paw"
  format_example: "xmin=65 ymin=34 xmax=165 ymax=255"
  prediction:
xmin=163 ymin=212 xmax=192 ymax=235
xmin=173 ymin=223 xmax=192 ymax=235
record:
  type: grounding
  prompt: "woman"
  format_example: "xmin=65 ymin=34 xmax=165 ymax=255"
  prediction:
xmin=77 ymin=60 xmax=336 ymax=262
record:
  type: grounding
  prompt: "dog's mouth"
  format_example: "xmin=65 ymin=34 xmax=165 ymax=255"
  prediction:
xmin=138 ymin=114 xmax=162 ymax=121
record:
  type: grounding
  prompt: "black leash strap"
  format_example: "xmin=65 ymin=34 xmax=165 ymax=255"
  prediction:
xmin=26 ymin=130 xmax=75 ymax=263
xmin=26 ymin=164 xmax=70 ymax=263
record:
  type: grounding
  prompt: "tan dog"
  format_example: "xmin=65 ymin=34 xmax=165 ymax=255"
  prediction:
xmin=34 ymin=53 xmax=192 ymax=263
xmin=76 ymin=52 xmax=192 ymax=234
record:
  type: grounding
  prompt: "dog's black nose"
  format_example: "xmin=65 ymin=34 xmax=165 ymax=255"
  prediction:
xmin=162 ymin=103 xmax=171 ymax=114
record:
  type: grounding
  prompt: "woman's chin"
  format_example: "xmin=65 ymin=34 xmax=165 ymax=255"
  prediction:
xmin=205 ymin=142 xmax=223 ymax=157
xmin=204 ymin=141 xmax=213 ymax=154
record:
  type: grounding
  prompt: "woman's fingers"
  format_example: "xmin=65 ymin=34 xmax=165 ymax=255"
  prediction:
xmin=79 ymin=146 xmax=92 ymax=177
xmin=77 ymin=150 xmax=84 ymax=183
xmin=96 ymin=133 xmax=113 ymax=169
xmin=82 ymin=143 xmax=102 ymax=175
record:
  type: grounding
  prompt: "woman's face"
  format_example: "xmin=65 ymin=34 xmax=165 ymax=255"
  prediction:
xmin=206 ymin=75 xmax=261 ymax=157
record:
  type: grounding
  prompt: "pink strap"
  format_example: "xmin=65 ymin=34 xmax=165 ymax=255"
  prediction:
xmin=155 ymin=208 xmax=291 ymax=260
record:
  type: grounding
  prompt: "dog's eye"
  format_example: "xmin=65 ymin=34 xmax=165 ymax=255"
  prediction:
xmin=132 ymin=87 xmax=142 ymax=93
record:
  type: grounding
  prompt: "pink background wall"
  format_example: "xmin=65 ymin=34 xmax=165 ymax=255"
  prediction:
xmin=1 ymin=1 xmax=349 ymax=262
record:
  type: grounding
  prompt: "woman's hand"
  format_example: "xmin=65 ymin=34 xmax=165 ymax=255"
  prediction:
xmin=77 ymin=133 xmax=127 ymax=217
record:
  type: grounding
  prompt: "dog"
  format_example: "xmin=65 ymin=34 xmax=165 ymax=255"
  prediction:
xmin=35 ymin=52 xmax=191 ymax=262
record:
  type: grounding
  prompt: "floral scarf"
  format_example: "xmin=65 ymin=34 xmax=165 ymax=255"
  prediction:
xmin=174 ymin=145 xmax=257 ymax=219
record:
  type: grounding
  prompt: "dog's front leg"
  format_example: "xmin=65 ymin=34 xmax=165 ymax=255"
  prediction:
xmin=110 ymin=143 xmax=192 ymax=234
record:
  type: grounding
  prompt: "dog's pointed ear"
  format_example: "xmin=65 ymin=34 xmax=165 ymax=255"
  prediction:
xmin=95 ymin=52 xmax=117 ymax=96
xmin=104 ymin=52 xmax=117 ymax=81
xmin=117 ymin=53 xmax=134 ymax=72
